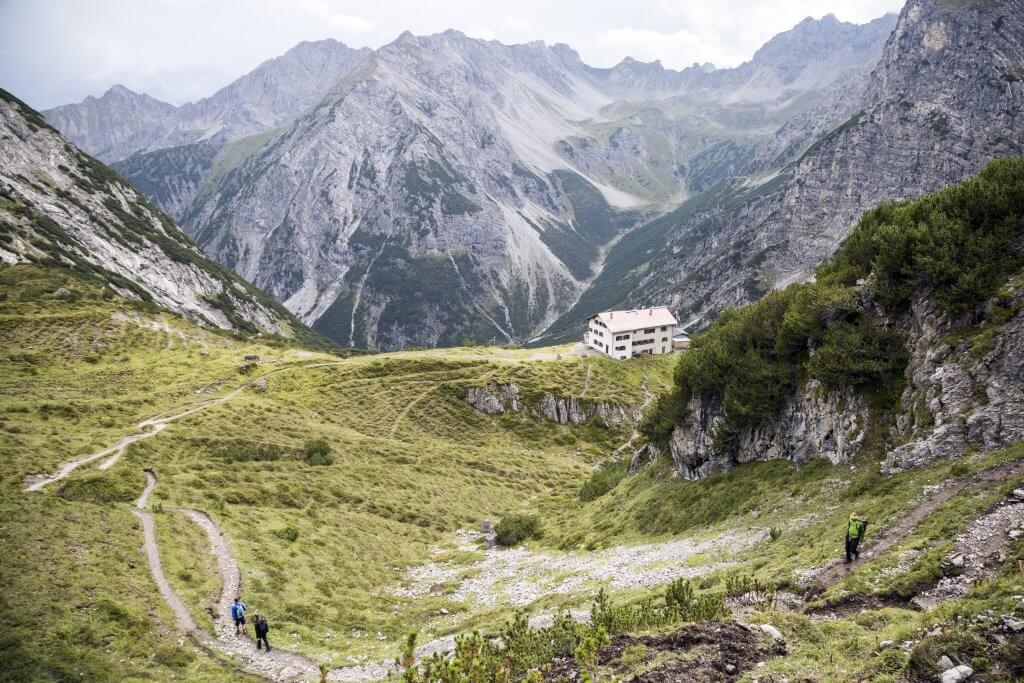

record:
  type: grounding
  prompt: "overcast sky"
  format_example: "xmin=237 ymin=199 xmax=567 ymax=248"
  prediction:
xmin=0 ymin=0 xmax=903 ymax=110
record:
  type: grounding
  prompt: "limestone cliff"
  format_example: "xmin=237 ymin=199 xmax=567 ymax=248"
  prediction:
xmin=465 ymin=383 xmax=640 ymax=428
xmin=661 ymin=265 xmax=1024 ymax=480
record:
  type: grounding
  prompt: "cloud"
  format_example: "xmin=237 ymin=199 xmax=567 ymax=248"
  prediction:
xmin=502 ymin=17 xmax=532 ymax=31
xmin=0 ymin=0 xmax=904 ymax=109
xmin=326 ymin=13 xmax=375 ymax=32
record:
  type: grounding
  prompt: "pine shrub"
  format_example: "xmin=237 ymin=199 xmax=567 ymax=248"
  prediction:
xmin=494 ymin=514 xmax=544 ymax=546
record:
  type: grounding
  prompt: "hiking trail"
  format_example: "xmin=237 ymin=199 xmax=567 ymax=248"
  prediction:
xmin=134 ymin=470 xmax=458 ymax=681
xmin=804 ymin=459 xmax=1024 ymax=597
xmin=24 ymin=361 xmax=346 ymax=491
xmin=611 ymin=381 xmax=654 ymax=460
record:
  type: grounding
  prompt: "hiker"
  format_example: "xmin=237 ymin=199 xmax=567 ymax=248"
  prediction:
xmin=230 ymin=597 xmax=248 ymax=635
xmin=845 ymin=513 xmax=869 ymax=563
xmin=254 ymin=614 xmax=270 ymax=651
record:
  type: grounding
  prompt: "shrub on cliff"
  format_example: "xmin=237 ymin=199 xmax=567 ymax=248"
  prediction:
xmin=645 ymin=157 xmax=1024 ymax=453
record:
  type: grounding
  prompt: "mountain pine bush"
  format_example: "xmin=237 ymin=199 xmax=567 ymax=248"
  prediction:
xmin=646 ymin=157 xmax=1024 ymax=453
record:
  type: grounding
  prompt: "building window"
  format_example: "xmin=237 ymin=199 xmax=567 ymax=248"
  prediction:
xmin=661 ymin=337 xmax=668 ymax=342
xmin=661 ymin=326 xmax=668 ymax=331
xmin=615 ymin=345 xmax=626 ymax=351
xmin=644 ymin=327 xmax=655 ymax=334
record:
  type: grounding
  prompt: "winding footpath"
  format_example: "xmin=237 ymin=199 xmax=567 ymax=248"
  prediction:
xmin=611 ymin=381 xmax=655 ymax=460
xmin=24 ymin=393 xmax=237 ymax=491
xmin=23 ymin=360 xmax=347 ymax=492
xmin=134 ymin=471 xmax=456 ymax=682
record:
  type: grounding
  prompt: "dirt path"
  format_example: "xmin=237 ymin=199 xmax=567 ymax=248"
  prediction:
xmin=134 ymin=470 xmax=197 ymax=634
xmin=611 ymin=381 xmax=654 ymax=460
xmin=135 ymin=486 xmax=460 ymax=682
xmin=912 ymin=490 xmax=1024 ymax=609
xmin=805 ymin=459 xmax=1024 ymax=596
xmin=389 ymin=383 xmax=441 ymax=440
xmin=24 ymin=361 xmax=347 ymax=491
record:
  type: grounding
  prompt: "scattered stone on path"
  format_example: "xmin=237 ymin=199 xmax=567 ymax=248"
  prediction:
xmin=941 ymin=664 xmax=974 ymax=683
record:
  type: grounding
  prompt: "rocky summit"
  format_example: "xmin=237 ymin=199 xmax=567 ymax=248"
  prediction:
xmin=43 ymin=14 xmax=896 ymax=350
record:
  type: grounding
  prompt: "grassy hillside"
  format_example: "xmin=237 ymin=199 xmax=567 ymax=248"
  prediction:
xmin=0 ymin=263 xmax=670 ymax=679
xmin=4 ymin=154 xmax=1024 ymax=681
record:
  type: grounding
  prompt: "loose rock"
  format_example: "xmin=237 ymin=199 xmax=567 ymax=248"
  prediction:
xmin=941 ymin=664 xmax=974 ymax=683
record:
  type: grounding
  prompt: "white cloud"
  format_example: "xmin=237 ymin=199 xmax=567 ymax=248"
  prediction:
xmin=502 ymin=17 xmax=532 ymax=30
xmin=0 ymin=0 xmax=905 ymax=109
xmin=465 ymin=24 xmax=497 ymax=41
xmin=327 ymin=13 xmax=375 ymax=32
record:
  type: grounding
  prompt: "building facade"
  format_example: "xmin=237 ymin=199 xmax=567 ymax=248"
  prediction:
xmin=584 ymin=307 xmax=679 ymax=360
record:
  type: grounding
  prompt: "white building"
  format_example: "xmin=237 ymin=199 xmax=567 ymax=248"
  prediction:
xmin=584 ymin=307 xmax=679 ymax=359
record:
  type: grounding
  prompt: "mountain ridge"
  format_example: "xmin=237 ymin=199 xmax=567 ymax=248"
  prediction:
xmin=0 ymin=88 xmax=326 ymax=343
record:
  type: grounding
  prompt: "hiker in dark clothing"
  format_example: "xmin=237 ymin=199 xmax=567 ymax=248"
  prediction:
xmin=230 ymin=597 xmax=247 ymax=635
xmin=845 ymin=513 xmax=869 ymax=563
xmin=254 ymin=614 xmax=270 ymax=651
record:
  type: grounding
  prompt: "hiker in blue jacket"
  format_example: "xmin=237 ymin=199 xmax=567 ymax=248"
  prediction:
xmin=230 ymin=597 xmax=248 ymax=635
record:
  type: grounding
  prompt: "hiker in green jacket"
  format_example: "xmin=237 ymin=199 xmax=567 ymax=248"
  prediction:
xmin=845 ymin=513 xmax=868 ymax=563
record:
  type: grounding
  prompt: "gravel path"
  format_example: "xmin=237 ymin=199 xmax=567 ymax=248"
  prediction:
xmin=804 ymin=459 xmax=1024 ymax=596
xmin=912 ymin=489 xmax=1024 ymax=609
xmin=137 ymin=490 xmax=460 ymax=681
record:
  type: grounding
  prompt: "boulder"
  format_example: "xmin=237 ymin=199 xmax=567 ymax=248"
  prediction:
xmin=759 ymin=624 xmax=783 ymax=641
xmin=936 ymin=655 xmax=955 ymax=671
xmin=250 ymin=377 xmax=268 ymax=392
xmin=941 ymin=665 xmax=973 ymax=683
xmin=465 ymin=384 xmax=521 ymax=414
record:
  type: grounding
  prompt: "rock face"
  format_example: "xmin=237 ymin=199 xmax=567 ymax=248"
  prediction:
xmin=668 ymin=384 xmax=869 ymax=480
xmin=540 ymin=0 xmax=1024 ymax=341
xmin=42 ymin=17 xmax=893 ymax=349
xmin=465 ymin=383 xmax=639 ymax=427
xmin=0 ymin=89 xmax=306 ymax=336
xmin=663 ymin=281 xmax=1024 ymax=479
xmin=465 ymin=384 xmax=522 ymax=415
xmin=536 ymin=394 xmax=641 ymax=427
xmin=884 ymin=286 xmax=1024 ymax=473
xmin=43 ymin=40 xmax=371 ymax=164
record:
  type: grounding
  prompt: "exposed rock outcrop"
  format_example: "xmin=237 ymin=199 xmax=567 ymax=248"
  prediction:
xmin=465 ymin=384 xmax=639 ymax=427
xmin=465 ymin=384 xmax=522 ymax=415
xmin=884 ymin=287 xmax=1024 ymax=473
xmin=536 ymin=394 xmax=641 ymax=427
xmin=668 ymin=384 xmax=869 ymax=480
xmin=663 ymin=281 xmax=1024 ymax=479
